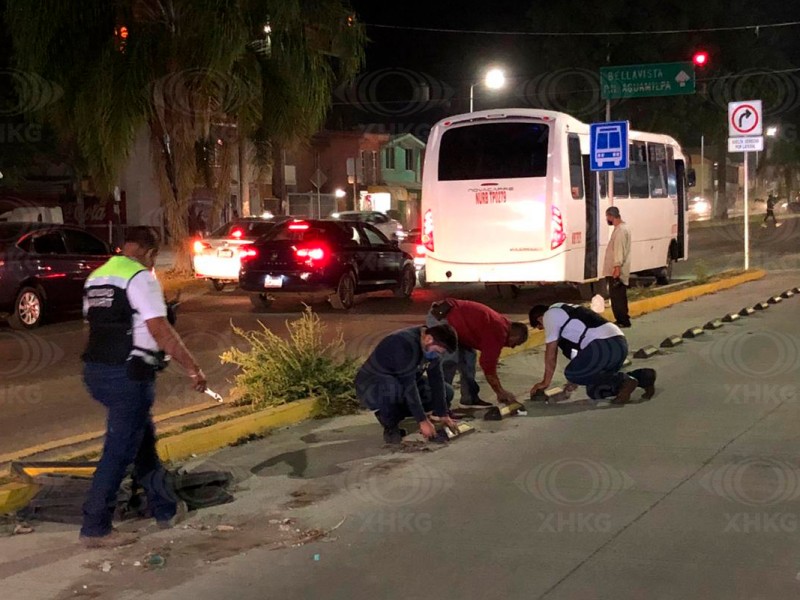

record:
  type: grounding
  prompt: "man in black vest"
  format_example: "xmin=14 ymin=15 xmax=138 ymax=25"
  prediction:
xmin=528 ymin=303 xmax=656 ymax=404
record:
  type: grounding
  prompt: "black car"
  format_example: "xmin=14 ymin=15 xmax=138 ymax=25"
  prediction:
xmin=238 ymin=219 xmax=417 ymax=310
xmin=0 ymin=222 xmax=111 ymax=329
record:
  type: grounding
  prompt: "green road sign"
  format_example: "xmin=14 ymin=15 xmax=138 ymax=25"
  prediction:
xmin=600 ymin=62 xmax=696 ymax=100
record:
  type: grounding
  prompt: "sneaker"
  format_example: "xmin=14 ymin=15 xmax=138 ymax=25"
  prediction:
xmin=79 ymin=529 xmax=138 ymax=549
xmin=615 ymin=321 xmax=632 ymax=328
xmin=383 ymin=427 xmax=407 ymax=444
xmin=157 ymin=500 xmax=188 ymax=530
xmin=460 ymin=398 xmax=493 ymax=408
xmin=611 ymin=377 xmax=638 ymax=405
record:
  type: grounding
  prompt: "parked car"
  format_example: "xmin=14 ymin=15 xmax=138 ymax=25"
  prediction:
xmin=192 ymin=217 xmax=291 ymax=290
xmin=328 ymin=211 xmax=405 ymax=241
xmin=398 ymin=227 xmax=428 ymax=287
xmin=0 ymin=222 xmax=111 ymax=329
xmin=238 ymin=219 xmax=417 ymax=310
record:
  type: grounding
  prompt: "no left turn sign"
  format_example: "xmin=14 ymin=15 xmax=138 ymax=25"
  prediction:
xmin=728 ymin=100 xmax=763 ymax=137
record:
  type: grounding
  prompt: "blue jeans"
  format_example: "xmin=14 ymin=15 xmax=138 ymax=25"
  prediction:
xmin=426 ymin=313 xmax=481 ymax=403
xmin=81 ymin=363 xmax=176 ymax=537
xmin=356 ymin=374 xmax=455 ymax=429
xmin=564 ymin=337 xmax=638 ymax=400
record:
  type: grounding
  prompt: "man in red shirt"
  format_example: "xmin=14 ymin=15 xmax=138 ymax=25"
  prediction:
xmin=427 ymin=299 xmax=528 ymax=407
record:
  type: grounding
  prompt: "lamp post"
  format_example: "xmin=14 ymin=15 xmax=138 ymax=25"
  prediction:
xmin=469 ymin=68 xmax=506 ymax=112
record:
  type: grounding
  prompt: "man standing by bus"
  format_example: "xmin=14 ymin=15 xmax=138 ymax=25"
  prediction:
xmin=528 ymin=303 xmax=655 ymax=404
xmin=603 ymin=206 xmax=632 ymax=328
xmin=427 ymin=299 xmax=529 ymax=407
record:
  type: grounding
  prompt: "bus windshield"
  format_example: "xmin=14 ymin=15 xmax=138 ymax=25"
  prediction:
xmin=438 ymin=122 xmax=549 ymax=181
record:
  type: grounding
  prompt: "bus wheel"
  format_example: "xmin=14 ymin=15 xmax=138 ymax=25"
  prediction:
xmin=656 ymin=252 xmax=674 ymax=285
xmin=495 ymin=284 xmax=520 ymax=300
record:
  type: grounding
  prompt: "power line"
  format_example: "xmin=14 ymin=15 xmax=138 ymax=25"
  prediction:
xmin=366 ymin=20 xmax=800 ymax=37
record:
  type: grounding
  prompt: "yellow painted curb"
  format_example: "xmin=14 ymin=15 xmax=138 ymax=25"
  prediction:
xmin=156 ymin=398 xmax=316 ymax=463
xmin=500 ymin=270 xmax=766 ymax=360
xmin=0 ymin=482 xmax=40 ymax=515
xmin=0 ymin=399 xmax=316 ymax=514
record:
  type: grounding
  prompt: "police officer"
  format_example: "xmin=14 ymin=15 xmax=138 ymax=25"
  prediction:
xmin=528 ymin=303 xmax=656 ymax=404
xmin=355 ymin=324 xmax=459 ymax=444
xmin=79 ymin=227 xmax=207 ymax=548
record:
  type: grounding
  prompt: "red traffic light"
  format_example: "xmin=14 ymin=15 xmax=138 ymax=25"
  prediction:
xmin=693 ymin=51 xmax=709 ymax=67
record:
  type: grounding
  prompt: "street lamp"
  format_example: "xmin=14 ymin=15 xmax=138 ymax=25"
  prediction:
xmin=766 ymin=126 xmax=778 ymax=137
xmin=470 ymin=67 xmax=506 ymax=112
xmin=334 ymin=188 xmax=346 ymax=198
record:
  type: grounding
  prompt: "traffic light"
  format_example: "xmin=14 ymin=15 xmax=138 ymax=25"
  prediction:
xmin=692 ymin=50 xmax=709 ymax=67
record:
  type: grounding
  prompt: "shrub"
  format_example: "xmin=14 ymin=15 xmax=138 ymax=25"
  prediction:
xmin=220 ymin=307 xmax=361 ymax=418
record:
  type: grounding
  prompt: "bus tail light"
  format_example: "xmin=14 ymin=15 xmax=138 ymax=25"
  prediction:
xmin=422 ymin=209 xmax=434 ymax=252
xmin=551 ymin=206 xmax=567 ymax=251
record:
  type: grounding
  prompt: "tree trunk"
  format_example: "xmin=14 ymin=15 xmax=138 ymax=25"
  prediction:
xmin=271 ymin=143 xmax=286 ymax=215
xmin=239 ymin=135 xmax=250 ymax=216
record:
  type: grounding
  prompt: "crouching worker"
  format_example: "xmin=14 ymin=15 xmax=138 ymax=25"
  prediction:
xmin=528 ymin=303 xmax=656 ymax=404
xmin=356 ymin=325 xmax=460 ymax=444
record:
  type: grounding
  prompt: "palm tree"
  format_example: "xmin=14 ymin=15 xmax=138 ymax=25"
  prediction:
xmin=5 ymin=0 xmax=364 ymax=270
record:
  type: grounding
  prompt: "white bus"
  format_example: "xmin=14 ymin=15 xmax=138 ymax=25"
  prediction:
xmin=420 ymin=109 xmax=694 ymax=296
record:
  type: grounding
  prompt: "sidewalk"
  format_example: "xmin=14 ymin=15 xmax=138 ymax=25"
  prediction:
xmin=2 ymin=271 xmax=799 ymax=599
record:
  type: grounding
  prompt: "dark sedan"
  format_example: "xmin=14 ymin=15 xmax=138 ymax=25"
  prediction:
xmin=0 ymin=223 xmax=110 ymax=328
xmin=238 ymin=219 xmax=417 ymax=310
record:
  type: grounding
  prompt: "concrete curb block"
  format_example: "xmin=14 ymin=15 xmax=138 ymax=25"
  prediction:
xmin=739 ymin=307 xmax=756 ymax=316
xmin=0 ymin=482 xmax=41 ymax=515
xmin=767 ymin=296 xmax=783 ymax=304
xmin=722 ymin=313 xmax=740 ymax=322
xmin=704 ymin=320 xmax=724 ymax=330
xmin=781 ymin=290 xmax=795 ymax=299
xmin=753 ymin=301 xmax=770 ymax=310
xmin=660 ymin=336 xmax=683 ymax=348
xmin=634 ymin=346 xmax=660 ymax=359
xmin=683 ymin=327 xmax=705 ymax=339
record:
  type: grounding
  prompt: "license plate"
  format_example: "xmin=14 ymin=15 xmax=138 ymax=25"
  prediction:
xmin=218 ymin=249 xmax=234 ymax=258
xmin=264 ymin=275 xmax=283 ymax=288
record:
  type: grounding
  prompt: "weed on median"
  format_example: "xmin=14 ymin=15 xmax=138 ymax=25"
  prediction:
xmin=221 ymin=307 xmax=361 ymax=418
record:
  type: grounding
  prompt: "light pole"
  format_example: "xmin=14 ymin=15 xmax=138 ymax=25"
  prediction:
xmin=763 ymin=126 xmax=778 ymax=196
xmin=470 ymin=67 xmax=506 ymax=112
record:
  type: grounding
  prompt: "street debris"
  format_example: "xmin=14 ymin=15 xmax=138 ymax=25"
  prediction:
xmin=101 ymin=561 xmax=112 ymax=573
xmin=145 ymin=553 xmax=166 ymax=569
xmin=13 ymin=523 xmax=34 ymax=535
xmin=216 ymin=525 xmax=236 ymax=532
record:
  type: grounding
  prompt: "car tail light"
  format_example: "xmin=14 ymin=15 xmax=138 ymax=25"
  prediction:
xmin=415 ymin=244 xmax=426 ymax=256
xmin=288 ymin=221 xmax=310 ymax=231
xmin=231 ymin=229 xmax=243 ymax=239
xmin=422 ymin=209 xmax=434 ymax=252
xmin=193 ymin=240 xmax=211 ymax=254
xmin=294 ymin=245 xmax=328 ymax=267
xmin=551 ymin=206 xmax=567 ymax=251
xmin=239 ymin=245 xmax=258 ymax=259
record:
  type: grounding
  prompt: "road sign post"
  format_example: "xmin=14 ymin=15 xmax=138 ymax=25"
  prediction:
xmin=727 ymin=100 xmax=763 ymax=271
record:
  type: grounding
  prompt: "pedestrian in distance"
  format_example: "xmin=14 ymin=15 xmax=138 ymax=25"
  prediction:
xmin=80 ymin=227 xmax=207 ymax=548
xmin=528 ymin=303 xmax=656 ymax=404
xmin=603 ymin=206 xmax=632 ymax=328
xmin=427 ymin=298 xmax=528 ymax=408
xmin=355 ymin=324 xmax=460 ymax=444
xmin=762 ymin=192 xmax=780 ymax=227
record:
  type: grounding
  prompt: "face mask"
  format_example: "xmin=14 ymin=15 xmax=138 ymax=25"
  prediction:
xmin=606 ymin=219 xmax=614 ymax=226
xmin=424 ymin=350 xmax=441 ymax=360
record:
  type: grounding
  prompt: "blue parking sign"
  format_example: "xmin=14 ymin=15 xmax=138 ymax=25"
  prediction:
xmin=590 ymin=121 xmax=629 ymax=171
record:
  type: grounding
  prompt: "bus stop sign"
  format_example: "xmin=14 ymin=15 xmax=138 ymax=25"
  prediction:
xmin=590 ymin=121 xmax=629 ymax=172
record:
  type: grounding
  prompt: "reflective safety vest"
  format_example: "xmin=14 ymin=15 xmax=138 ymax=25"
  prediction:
xmin=554 ymin=303 xmax=609 ymax=359
xmin=82 ymin=256 xmax=147 ymax=364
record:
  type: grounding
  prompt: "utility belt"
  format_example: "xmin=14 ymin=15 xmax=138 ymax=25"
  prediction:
xmin=127 ymin=346 xmax=170 ymax=381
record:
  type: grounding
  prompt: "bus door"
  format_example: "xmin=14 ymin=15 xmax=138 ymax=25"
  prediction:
xmin=581 ymin=154 xmax=599 ymax=279
xmin=675 ymin=159 xmax=688 ymax=259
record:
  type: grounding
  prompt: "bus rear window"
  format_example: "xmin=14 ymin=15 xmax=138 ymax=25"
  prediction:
xmin=438 ymin=123 xmax=549 ymax=181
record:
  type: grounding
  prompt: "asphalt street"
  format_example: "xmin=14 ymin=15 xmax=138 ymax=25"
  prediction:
xmin=2 ymin=271 xmax=799 ymax=600
xmin=0 ymin=218 xmax=797 ymax=457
